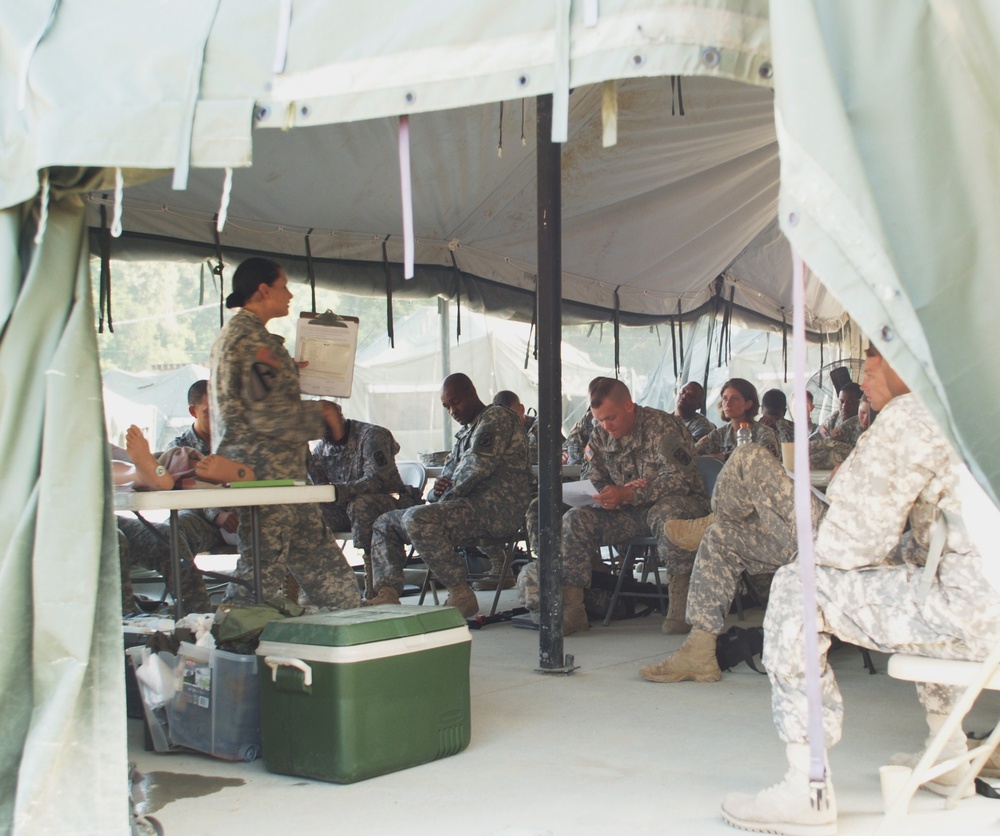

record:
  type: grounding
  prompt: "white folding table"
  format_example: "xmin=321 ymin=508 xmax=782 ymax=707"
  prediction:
xmin=115 ymin=484 xmax=336 ymax=616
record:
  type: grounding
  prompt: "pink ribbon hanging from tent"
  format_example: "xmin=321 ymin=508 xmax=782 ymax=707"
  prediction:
xmin=398 ymin=115 xmax=414 ymax=279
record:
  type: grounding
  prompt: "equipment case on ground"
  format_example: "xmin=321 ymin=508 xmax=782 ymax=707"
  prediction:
xmin=256 ymin=605 xmax=471 ymax=783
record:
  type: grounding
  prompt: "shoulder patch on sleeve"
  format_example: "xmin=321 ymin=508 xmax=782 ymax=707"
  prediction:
xmin=474 ymin=431 xmax=494 ymax=451
xmin=374 ymin=450 xmax=388 ymax=467
xmin=584 ymin=443 xmax=594 ymax=461
xmin=673 ymin=446 xmax=692 ymax=466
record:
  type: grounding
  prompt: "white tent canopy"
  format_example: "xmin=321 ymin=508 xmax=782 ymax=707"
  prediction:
xmin=89 ymin=75 xmax=845 ymax=330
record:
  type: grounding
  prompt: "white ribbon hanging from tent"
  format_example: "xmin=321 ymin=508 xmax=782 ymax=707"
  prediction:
xmin=790 ymin=250 xmax=828 ymax=793
xmin=398 ymin=115 xmax=414 ymax=279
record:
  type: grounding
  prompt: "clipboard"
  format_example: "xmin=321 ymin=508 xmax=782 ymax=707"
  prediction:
xmin=294 ymin=311 xmax=360 ymax=398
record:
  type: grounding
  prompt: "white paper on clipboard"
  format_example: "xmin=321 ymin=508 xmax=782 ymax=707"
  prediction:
xmin=294 ymin=312 xmax=359 ymax=398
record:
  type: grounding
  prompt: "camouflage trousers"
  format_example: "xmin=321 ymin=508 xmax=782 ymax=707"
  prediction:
xmin=808 ymin=438 xmax=853 ymax=470
xmin=561 ymin=494 xmax=710 ymax=589
xmin=372 ymin=498 xmax=526 ymax=592
xmin=117 ymin=511 xmax=217 ymax=615
xmin=688 ymin=444 xmax=826 ymax=634
xmin=525 ymin=496 xmax=566 ymax=555
xmin=321 ymin=494 xmax=410 ymax=554
xmin=765 ymin=551 xmax=1000 ymax=748
xmin=226 ymin=503 xmax=360 ymax=610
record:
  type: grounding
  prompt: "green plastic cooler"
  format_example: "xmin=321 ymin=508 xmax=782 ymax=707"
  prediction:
xmin=255 ymin=605 xmax=471 ymax=783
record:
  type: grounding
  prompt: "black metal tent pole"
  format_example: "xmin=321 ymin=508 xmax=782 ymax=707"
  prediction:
xmin=535 ymin=94 xmax=573 ymax=673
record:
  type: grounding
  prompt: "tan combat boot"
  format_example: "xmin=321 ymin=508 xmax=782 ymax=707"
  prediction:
xmin=640 ymin=629 xmax=721 ymax=683
xmin=472 ymin=554 xmax=515 ymax=591
xmin=664 ymin=513 xmax=715 ymax=551
xmin=563 ymin=585 xmax=590 ymax=635
xmin=721 ymin=743 xmax=837 ymax=835
xmin=444 ymin=582 xmax=480 ymax=618
xmin=661 ymin=573 xmax=692 ymax=634
xmin=890 ymin=713 xmax=975 ymax=798
xmin=365 ymin=586 xmax=401 ymax=607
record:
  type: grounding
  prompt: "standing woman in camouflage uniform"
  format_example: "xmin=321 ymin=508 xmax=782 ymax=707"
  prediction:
xmin=209 ymin=257 xmax=360 ymax=610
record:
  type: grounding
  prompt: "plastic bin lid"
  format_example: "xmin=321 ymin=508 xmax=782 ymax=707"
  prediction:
xmin=258 ymin=605 xmax=467 ymax=647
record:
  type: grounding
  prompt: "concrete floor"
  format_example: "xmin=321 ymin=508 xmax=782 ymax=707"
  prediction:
xmin=130 ymin=589 xmax=1000 ymax=836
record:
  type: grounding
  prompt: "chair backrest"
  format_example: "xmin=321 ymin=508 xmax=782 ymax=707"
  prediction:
xmin=695 ymin=456 xmax=724 ymax=497
xmin=397 ymin=461 xmax=427 ymax=490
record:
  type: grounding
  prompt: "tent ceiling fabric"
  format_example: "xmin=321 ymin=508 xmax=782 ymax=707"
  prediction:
xmin=90 ymin=75 xmax=846 ymax=326
xmin=2 ymin=0 xmax=997 ymax=501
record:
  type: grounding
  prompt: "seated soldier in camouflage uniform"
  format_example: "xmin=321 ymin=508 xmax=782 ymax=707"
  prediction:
xmin=718 ymin=344 xmax=1000 ymax=834
xmin=759 ymin=388 xmax=795 ymax=443
xmin=367 ymin=373 xmax=534 ymax=617
xmin=807 ymin=392 xmax=871 ymax=470
xmin=696 ymin=377 xmax=781 ymax=460
xmin=640 ymin=442 xmax=826 ymax=683
xmin=115 ymin=422 xmax=253 ymax=615
xmin=674 ymin=380 xmax=717 ymax=442
xmin=562 ymin=406 xmax=597 ymax=465
xmin=307 ymin=402 xmax=419 ymax=598
xmin=559 ymin=377 xmax=710 ymax=636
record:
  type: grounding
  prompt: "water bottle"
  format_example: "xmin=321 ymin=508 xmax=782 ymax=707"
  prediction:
xmin=735 ymin=422 xmax=752 ymax=447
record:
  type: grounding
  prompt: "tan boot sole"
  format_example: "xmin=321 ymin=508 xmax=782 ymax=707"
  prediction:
xmin=640 ymin=665 xmax=721 ymax=683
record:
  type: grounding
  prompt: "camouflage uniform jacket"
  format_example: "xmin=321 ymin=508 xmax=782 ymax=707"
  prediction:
xmin=435 ymin=404 xmax=533 ymax=507
xmin=563 ymin=409 xmax=596 ymax=465
xmin=583 ymin=405 xmax=706 ymax=506
xmin=526 ymin=416 xmax=564 ymax=464
xmin=830 ymin=415 xmax=863 ymax=447
xmin=167 ymin=425 xmax=222 ymax=522
xmin=771 ymin=417 xmax=795 ymax=444
xmin=170 ymin=425 xmax=210 ymax=455
xmin=683 ymin=412 xmax=717 ymax=442
xmin=209 ymin=308 xmax=324 ymax=479
xmin=696 ymin=419 xmax=780 ymax=459
xmin=815 ymin=393 xmax=980 ymax=573
xmin=308 ymin=420 xmax=415 ymax=505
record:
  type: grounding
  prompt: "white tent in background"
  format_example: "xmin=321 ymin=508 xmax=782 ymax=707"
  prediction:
xmin=102 ymin=364 xmax=210 ymax=450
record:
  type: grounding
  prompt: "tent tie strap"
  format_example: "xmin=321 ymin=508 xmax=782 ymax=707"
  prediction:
xmin=305 ymin=229 xmax=316 ymax=313
xmin=382 ymin=235 xmax=394 ymax=348
xmin=216 ymin=168 xmax=233 ymax=233
xmin=111 ymin=168 xmax=124 ymax=237
xmin=34 ymin=169 xmax=50 ymax=245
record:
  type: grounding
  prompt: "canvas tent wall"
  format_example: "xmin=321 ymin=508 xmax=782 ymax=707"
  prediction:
xmin=3 ymin=1 xmax=1000 ymax=833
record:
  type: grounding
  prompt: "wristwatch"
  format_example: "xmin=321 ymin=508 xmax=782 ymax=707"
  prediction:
xmin=155 ymin=465 xmax=167 ymax=478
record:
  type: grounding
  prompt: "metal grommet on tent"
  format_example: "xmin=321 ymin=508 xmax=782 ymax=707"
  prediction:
xmin=788 ymin=210 xmax=799 ymax=226
xmin=299 ymin=105 xmax=310 ymax=118
xmin=404 ymin=91 xmax=416 ymax=104
xmin=701 ymin=47 xmax=720 ymax=68
xmin=759 ymin=62 xmax=773 ymax=79
xmin=517 ymin=74 xmax=530 ymax=88
xmin=255 ymin=106 xmax=270 ymax=122
xmin=631 ymin=53 xmax=645 ymax=67
xmin=881 ymin=325 xmax=895 ymax=341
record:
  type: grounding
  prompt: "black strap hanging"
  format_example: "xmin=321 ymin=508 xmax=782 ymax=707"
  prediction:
xmin=819 ymin=338 xmax=824 ymax=388
xmin=381 ymin=235 xmax=394 ymax=348
xmin=725 ymin=285 xmax=735 ymax=365
xmin=763 ymin=331 xmax=770 ymax=364
xmin=450 ymin=250 xmax=462 ymax=342
xmin=198 ymin=262 xmax=206 ymax=306
xmin=670 ymin=315 xmax=678 ymax=379
xmin=677 ymin=299 xmax=685 ymax=370
xmin=523 ymin=302 xmax=536 ymax=370
xmin=98 ymin=204 xmax=113 ymax=333
xmin=781 ymin=310 xmax=789 ymax=383
xmin=304 ymin=229 xmax=317 ymax=313
xmin=718 ymin=283 xmax=734 ymax=367
xmin=212 ymin=224 xmax=225 ymax=328
xmin=670 ymin=76 xmax=685 ymax=116
xmin=613 ymin=285 xmax=621 ymax=377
